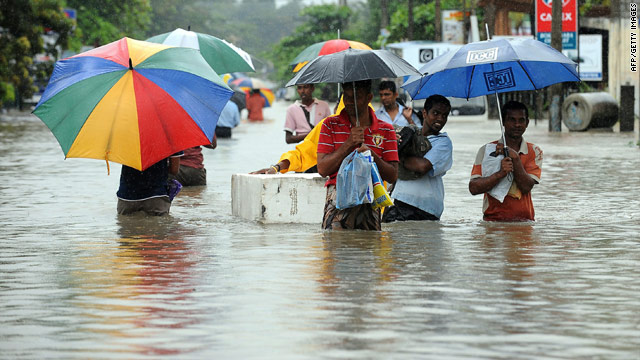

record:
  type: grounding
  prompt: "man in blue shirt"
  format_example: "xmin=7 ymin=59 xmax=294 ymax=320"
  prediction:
xmin=383 ymin=95 xmax=453 ymax=221
xmin=215 ymin=101 xmax=241 ymax=138
xmin=375 ymin=80 xmax=421 ymax=128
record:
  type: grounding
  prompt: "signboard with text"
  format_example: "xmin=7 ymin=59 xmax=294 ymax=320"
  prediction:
xmin=535 ymin=0 xmax=578 ymax=50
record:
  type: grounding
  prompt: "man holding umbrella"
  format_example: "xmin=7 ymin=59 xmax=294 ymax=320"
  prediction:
xmin=468 ymin=101 xmax=543 ymax=221
xmin=317 ymin=80 xmax=399 ymax=230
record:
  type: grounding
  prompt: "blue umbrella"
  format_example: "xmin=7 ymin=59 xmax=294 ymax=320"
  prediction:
xmin=401 ymin=38 xmax=579 ymax=100
xmin=402 ymin=37 xmax=579 ymax=161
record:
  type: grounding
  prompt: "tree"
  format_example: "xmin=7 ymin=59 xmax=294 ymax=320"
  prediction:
xmin=65 ymin=0 xmax=152 ymax=47
xmin=265 ymin=5 xmax=354 ymax=84
xmin=0 ymin=0 xmax=74 ymax=109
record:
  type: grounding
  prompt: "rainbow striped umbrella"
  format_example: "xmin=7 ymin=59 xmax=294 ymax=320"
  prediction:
xmin=290 ymin=39 xmax=371 ymax=72
xmin=33 ymin=37 xmax=233 ymax=172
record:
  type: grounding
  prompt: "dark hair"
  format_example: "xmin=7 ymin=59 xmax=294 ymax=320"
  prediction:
xmin=424 ymin=94 xmax=451 ymax=112
xmin=341 ymin=79 xmax=372 ymax=94
xmin=379 ymin=80 xmax=396 ymax=93
xmin=501 ymin=100 xmax=528 ymax=120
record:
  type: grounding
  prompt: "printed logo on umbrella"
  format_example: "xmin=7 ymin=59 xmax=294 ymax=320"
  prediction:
xmin=483 ymin=68 xmax=516 ymax=91
xmin=466 ymin=47 xmax=499 ymax=64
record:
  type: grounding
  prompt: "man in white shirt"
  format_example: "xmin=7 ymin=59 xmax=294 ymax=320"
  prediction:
xmin=375 ymin=80 xmax=420 ymax=127
xmin=283 ymin=84 xmax=332 ymax=144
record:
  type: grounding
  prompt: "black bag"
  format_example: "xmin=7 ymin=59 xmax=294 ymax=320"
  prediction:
xmin=394 ymin=124 xmax=432 ymax=180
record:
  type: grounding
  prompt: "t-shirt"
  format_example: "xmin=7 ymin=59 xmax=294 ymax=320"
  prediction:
xmin=179 ymin=146 xmax=204 ymax=169
xmin=391 ymin=133 xmax=453 ymax=218
xmin=470 ymin=138 xmax=543 ymax=221
xmin=117 ymin=152 xmax=184 ymax=201
xmin=246 ymin=93 xmax=265 ymax=121
xmin=317 ymin=107 xmax=399 ymax=186
xmin=284 ymin=99 xmax=332 ymax=135
xmin=217 ymin=101 xmax=240 ymax=128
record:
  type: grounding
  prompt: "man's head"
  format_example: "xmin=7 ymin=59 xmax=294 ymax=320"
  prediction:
xmin=296 ymin=84 xmax=315 ymax=104
xmin=378 ymin=81 xmax=398 ymax=108
xmin=341 ymin=80 xmax=373 ymax=121
xmin=422 ymin=95 xmax=451 ymax=135
xmin=501 ymin=101 xmax=529 ymax=140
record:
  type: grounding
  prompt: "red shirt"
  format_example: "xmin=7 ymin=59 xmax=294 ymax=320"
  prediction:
xmin=318 ymin=107 xmax=398 ymax=186
xmin=180 ymin=146 xmax=204 ymax=169
xmin=246 ymin=93 xmax=265 ymax=121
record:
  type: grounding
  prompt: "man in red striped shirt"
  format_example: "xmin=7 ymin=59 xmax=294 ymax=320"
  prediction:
xmin=317 ymin=80 xmax=399 ymax=230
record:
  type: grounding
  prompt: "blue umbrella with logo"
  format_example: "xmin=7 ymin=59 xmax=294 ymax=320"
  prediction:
xmin=402 ymin=37 xmax=578 ymax=100
xmin=402 ymin=37 xmax=579 ymax=156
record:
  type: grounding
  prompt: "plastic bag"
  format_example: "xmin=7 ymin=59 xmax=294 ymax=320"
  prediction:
xmin=336 ymin=150 xmax=373 ymax=209
xmin=370 ymin=162 xmax=394 ymax=210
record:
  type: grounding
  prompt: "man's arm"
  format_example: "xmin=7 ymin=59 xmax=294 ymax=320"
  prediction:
xmin=402 ymin=106 xmax=417 ymax=125
xmin=203 ymin=135 xmax=217 ymax=149
xmin=317 ymin=127 xmax=364 ymax=177
xmin=169 ymin=157 xmax=180 ymax=175
xmin=469 ymin=156 xmax=512 ymax=195
xmin=285 ymin=131 xmax=307 ymax=144
xmin=403 ymin=156 xmax=432 ymax=175
xmin=507 ymin=147 xmax=537 ymax=194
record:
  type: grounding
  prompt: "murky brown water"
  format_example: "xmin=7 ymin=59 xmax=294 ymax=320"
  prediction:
xmin=1 ymin=102 xmax=639 ymax=359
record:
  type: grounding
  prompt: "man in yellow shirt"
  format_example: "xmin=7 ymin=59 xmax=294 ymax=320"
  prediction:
xmin=250 ymin=100 xmax=354 ymax=174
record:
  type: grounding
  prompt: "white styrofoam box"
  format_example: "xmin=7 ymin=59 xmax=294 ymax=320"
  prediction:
xmin=231 ymin=173 xmax=327 ymax=224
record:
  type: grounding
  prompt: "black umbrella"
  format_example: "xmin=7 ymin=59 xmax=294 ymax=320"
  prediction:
xmin=286 ymin=48 xmax=420 ymax=86
xmin=285 ymin=49 xmax=420 ymax=125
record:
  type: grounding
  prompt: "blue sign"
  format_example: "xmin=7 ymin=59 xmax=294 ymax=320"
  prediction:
xmin=63 ymin=8 xmax=77 ymax=20
xmin=537 ymin=32 xmax=576 ymax=50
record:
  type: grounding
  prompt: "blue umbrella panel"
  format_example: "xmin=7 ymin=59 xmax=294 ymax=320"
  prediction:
xmin=402 ymin=38 xmax=579 ymax=100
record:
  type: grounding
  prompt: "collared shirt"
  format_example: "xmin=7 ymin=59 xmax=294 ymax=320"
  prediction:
xmin=470 ymin=137 xmax=543 ymax=221
xmin=391 ymin=133 xmax=453 ymax=218
xmin=217 ymin=101 xmax=240 ymax=128
xmin=284 ymin=99 xmax=332 ymax=135
xmin=375 ymin=102 xmax=421 ymax=127
xmin=318 ymin=107 xmax=399 ymax=186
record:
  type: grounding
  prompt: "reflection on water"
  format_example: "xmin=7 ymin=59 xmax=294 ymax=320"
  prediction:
xmin=1 ymin=105 xmax=639 ymax=359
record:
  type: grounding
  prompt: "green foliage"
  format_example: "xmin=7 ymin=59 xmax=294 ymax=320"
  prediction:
xmin=145 ymin=0 xmax=303 ymax=69
xmin=66 ymin=0 xmax=152 ymax=46
xmin=265 ymin=5 xmax=355 ymax=85
xmin=0 ymin=0 xmax=74 ymax=108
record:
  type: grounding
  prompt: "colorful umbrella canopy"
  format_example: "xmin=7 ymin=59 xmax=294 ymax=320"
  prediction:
xmin=229 ymin=77 xmax=269 ymax=90
xmin=146 ymin=27 xmax=255 ymax=75
xmin=33 ymin=37 xmax=234 ymax=172
xmin=290 ymin=39 xmax=372 ymax=72
xmin=238 ymin=87 xmax=275 ymax=108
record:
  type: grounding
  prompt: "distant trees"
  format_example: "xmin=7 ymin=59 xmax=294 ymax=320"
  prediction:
xmin=0 ymin=0 xmax=74 ymax=109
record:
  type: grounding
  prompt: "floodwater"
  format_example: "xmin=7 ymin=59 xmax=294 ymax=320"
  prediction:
xmin=1 ymin=100 xmax=639 ymax=359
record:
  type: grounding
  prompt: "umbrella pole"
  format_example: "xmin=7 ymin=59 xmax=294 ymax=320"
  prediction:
xmin=353 ymin=82 xmax=360 ymax=127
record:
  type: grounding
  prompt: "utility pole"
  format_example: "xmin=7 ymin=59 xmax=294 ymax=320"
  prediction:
xmin=549 ymin=0 xmax=564 ymax=132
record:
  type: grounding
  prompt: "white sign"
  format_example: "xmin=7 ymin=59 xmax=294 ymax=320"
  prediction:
xmin=563 ymin=34 xmax=603 ymax=81
xmin=442 ymin=10 xmax=469 ymax=44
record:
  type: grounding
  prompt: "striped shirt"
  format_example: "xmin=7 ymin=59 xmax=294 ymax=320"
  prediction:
xmin=318 ymin=107 xmax=399 ymax=186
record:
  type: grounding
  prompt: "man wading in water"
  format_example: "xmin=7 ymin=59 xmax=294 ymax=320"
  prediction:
xmin=317 ymin=80 xmax=399 ymax=230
